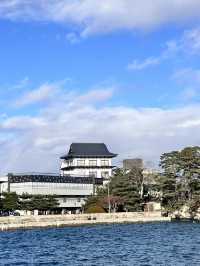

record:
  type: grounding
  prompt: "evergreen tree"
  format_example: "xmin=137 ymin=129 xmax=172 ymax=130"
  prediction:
xmin=157 ymin=173 xmax=178 ymax=212
xmin=110 ymin=169 xmax=143 ymax=211
xmin=159 ymin=146 xmax=200 ymax=214
xmin=45 ymin=195 xmax=59 ymax=210
xmin=19 ymin=194 xmax=59 ymax=212
xmin=19 ymin=193 xmax=32 ymax=211
xmin=2 ymin=192 xmax=19 ymax=211
xmin=29 ymin=195 xmax=59 ymax=211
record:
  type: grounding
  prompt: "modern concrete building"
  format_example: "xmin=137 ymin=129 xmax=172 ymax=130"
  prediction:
xmin=123 ymin=158 xmax=144 ymax=171
xmin=0 ymin=143 xmax=117 ymax=213
xmin=0 ymin=173 xmax=102 ymax=213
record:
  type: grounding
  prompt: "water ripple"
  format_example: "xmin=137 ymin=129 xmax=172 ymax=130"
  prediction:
xmin=0 ymin=222 xmax=200 ymax=265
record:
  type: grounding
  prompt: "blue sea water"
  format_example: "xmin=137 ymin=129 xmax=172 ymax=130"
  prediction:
xmin=0 ymin=222 xmax=199 ymax=265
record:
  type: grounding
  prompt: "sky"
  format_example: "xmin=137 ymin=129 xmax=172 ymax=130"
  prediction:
xmin=1 ymin=0 xmax=200 ymax=173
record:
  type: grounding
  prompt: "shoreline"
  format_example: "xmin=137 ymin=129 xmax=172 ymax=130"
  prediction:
xmin=0 ymin=212 xmax=170 ymax=231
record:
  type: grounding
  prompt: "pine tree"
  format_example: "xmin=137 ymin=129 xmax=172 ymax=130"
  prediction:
xmin=2 ymin=192 xmax=19 ymax=211
xmin=159 ymin=146 xmax=200 ymax=214
xmin=110 ymin=169 xmax=142 ymax=211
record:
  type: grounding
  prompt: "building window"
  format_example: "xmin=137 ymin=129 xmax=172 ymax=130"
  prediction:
xmin=64 ymin=160 xmax=73 ymax=166
xmin=77 ymin=160 xmax=85 ymax=166
xmin=89 ymin=171 xmax=97 ymax=178
xmin=66 ymin=160 xmax=73 ymax=166
xmin=89 ymin=160 xmax=97 ymax=166
xmin=101 ymin=171 xmax=109 ymax=179
xmin=101 ymin=159 xmax=109 ymax=166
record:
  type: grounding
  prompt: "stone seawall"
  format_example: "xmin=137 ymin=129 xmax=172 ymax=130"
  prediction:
xmin=0 ymin=212 xmax=170 ymax=231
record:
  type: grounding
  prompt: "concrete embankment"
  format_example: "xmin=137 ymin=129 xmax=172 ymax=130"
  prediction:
xmin=0 ymin=212 xmax=170 ymax=231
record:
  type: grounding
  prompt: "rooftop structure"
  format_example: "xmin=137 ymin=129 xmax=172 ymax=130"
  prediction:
xmin=60 ymin=143 xmax=117 ymax=159
xmin=123 ymin=158 xmax=144 ymax=170
xmin=60 ymin=143 xmax=117 ymax=179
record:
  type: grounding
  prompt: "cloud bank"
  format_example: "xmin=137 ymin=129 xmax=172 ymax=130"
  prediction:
xmin=0 ymin=81 xmax=200 ymax=174
xmin=1 ymin=1 xmax=200 ymax=36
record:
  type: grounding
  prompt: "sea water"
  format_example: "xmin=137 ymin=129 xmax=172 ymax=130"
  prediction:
xmin=0 ymin=222 xmax=199 ymax=265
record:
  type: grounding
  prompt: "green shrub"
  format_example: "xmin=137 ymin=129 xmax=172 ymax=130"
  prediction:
xmin=85 ymin=204 xmax=106 ymax=213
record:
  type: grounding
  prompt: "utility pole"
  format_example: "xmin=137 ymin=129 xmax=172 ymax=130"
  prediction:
xmin=107 ymin=181 xmax=111 ymax=213
xmin=92 ymin=174 xmax=95 ymax=195
xmin=7 ymin=173 xmax=11 ymax=193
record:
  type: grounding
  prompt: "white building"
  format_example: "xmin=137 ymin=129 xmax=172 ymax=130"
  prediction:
xmin=0 ymin=174 xmax=99 ymax=213
xmin=60 ymin=143 xmax=117 ymax=180
xmin=0 ymin=143 xmax=117 ymax=213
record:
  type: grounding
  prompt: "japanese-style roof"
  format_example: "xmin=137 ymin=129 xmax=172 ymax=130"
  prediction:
xmin=60 ymin=143 xmax=117 ymax=159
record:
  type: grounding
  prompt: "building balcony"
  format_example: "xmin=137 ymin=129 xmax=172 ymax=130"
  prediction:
xmin=61 ymin=165 xmax=115 ymax=170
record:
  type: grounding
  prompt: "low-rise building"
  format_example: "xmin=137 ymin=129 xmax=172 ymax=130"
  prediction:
xmin=0 ymin=173 xmax=102 ymax=213
xmin=0 ymin=143 xmax=117 ymax=213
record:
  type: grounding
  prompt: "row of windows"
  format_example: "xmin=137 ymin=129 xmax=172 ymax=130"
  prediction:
xmin=62 ymin=198 xmax=81 ymax=203
xmin=77 ymin=159 xmax=109 ymax=167
xmin=89 ymin=171 xmax=109 ymax=178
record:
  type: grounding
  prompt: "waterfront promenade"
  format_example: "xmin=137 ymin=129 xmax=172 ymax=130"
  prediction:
xmin=0 ymin=212 xmax=170 ymax=231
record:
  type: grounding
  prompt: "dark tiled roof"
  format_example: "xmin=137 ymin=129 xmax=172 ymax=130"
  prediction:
xmin=8 ymin=173 xmax=103 ymax=185
xmin=60 ymin=143 xmax=117 ymax=159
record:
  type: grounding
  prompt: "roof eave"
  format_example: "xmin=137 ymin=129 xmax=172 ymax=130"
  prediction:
xmin=61 ymin=153 xmax=117 ymax=159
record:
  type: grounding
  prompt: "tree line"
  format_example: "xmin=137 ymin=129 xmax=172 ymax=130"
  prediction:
xmin=159 ymin=146 xmax=200 ymax=217
xmin=84 ymin=146 xmax=200 ymax=216
xmin=0 ymin=193 xmax=59 ymax=214
xmin=84 ymin=167 xmax=149 ymax=213
xmin=1 ymin=146 xmax=200 ymax=216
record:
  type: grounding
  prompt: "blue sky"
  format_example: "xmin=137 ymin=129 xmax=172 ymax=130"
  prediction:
xmin=1 ymin=19 xmax=197 ymax=109
xmin=1 ymin=1 xmax=200 ymax=173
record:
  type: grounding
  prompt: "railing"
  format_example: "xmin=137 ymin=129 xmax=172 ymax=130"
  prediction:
xmin=8 ymin=172 xmax=60 ymax=177
xmin=9 ymin=172 xmax=97 ymax=178
xmin=7 ymin=173 xmax=104 ymax=185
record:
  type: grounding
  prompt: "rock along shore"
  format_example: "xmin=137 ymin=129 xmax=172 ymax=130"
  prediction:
xmin=0 ymin=212 xmax=170 ymax=231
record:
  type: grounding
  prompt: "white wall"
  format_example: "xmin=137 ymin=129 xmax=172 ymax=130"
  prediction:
xmin=57 ymin=197 xmax=86 ymax=208
xmin=0 ymin=178 xmax=93 ymax=209
xmin=9 ymin=182 xmax=94 ymax=196
xmin=61 ymin=157 xmax=113 ymax=178
xmin=0 ymin=176 xmax=8 ymax=194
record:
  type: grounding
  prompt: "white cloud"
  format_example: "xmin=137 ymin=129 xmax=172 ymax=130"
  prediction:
xmin=127 ymin=27 xmax=200 ymax=71
xmin=177 ymin=119 xmax=200 ymax=128
xmin=1 ymin=1 xmax=200 ymax=36
xmin=127 ymin=57 xmax=161 ymax=71
xmin=76 ymin=87 xmax=114 ymax=104
xmin=1 ymin=116 xmax=46 ymax=130
xmin=1 ymin=81 xmax=200 ymax=174
xmin=14 ymin=82 xmax=115 ymax=109
xmin=181 ymin=28 xmax=200 ymax=54
xmin=164 ymin=27 xmax=200 ymax=56
xmin=173 ymin=67 xmax=200 ymax=87
xmin=66 ymin=32 xmax=80 ymax=44
xmin=14 ymin=83 xmax=58 ymax=107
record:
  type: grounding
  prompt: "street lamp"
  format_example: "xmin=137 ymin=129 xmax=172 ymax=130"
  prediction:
xmin=107 ymin=180 xmax=111 ymax=213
